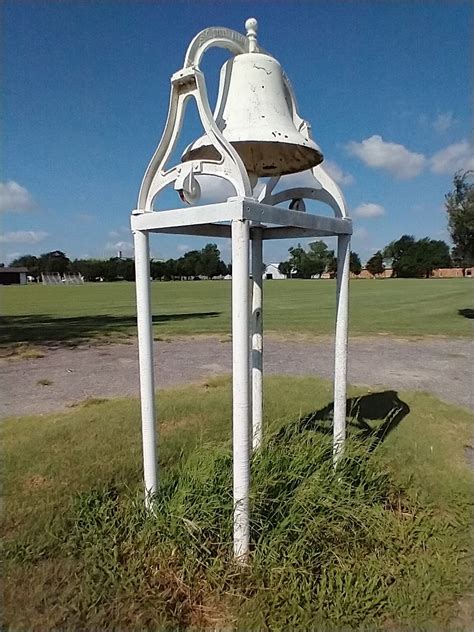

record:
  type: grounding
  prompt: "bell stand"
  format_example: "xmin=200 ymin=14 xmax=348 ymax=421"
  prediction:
xmin=131 ymin=19 xmax=352 ymax=562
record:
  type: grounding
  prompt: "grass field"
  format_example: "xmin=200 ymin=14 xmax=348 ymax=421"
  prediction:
xmin=1 ymin=278 xmax=472 ymax=349
xmin=2 ymin=277 xmax=472 ymax=627
xmin=2 ymin=376 xmax=472 ymax=630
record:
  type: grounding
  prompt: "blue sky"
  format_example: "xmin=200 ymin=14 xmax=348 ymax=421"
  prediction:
xmin=2 ymin=1 xmax=472 ymax=264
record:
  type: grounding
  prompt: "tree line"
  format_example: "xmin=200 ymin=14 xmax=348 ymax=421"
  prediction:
xmin=9 ymin=243 xmax=230 ymax=282
xmin=7 ymin=170 xmax=473 ymax=281
xmin=278 ymin=170 xmax=473 ymax=279
xmin=278 ymin=241 xmax=362 ymax=278
xmin=364 ymin=170 xmax=473 ymax=277
xmin=277 ymin=234 xmax=453 ymax=279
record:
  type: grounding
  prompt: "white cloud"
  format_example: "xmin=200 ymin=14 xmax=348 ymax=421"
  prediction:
xmin=346 ymin=135 xmax=426 ymax=179
xmin=176 ymin=244 xmax=190 ymax=254
xmin=0 ymin=181 xmax=36 ymax=213
xmin=323 ymin=160 xmax=355 ymax=186
xmin=0 ymin=230 xmax=48 ymax=244
xmin=430 ymin=140 xmax=474 ymax=174
xmin=432 ymin=112 xmax=457 ymax=133
xmin=353 ymin=203 xmax=386 ymax=218
xmin=105 ymin=240 xmax=134 ymax=257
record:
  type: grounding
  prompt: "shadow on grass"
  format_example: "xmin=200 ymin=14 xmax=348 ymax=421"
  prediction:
xmin=277 ymin=390 xmax=410 ymax=449
xmin=458 ymin=308 xmax=474 ymax=319
xmin=0 ymin=312 xmax=221 ymax=346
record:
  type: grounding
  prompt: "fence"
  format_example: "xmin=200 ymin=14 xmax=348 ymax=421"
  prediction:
xmin=41 ymin=273 xmax=84 ymax=285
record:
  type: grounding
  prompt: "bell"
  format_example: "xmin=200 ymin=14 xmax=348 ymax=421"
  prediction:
xmin=182 ymin=52 xmax=323 ymax=177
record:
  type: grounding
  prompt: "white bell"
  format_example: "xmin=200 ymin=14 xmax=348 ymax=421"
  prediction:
xmin=182 ymin=52 xmax=323 ymax=177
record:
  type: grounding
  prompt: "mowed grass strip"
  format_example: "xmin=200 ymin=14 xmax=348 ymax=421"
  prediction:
xmin=1 ymin=278 xmax=472 ymax=348
xmin=2 ymin=377 xmax=472 ymax=631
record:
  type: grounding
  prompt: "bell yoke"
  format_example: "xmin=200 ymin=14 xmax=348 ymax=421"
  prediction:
xmin=131 ymin=18 xmax=352 ymax=562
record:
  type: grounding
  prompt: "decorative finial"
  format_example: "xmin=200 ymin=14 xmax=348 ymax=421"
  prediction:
xmin=245 ymin=17 xmax=258 ymax=53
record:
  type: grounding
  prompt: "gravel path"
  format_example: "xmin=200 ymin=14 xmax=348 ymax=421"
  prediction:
xmin=1 ymin=336 xmax=472 ymax=418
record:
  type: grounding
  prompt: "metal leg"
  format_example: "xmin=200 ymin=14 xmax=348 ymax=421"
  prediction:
xmin=333 ymin=234 xmax=350 ymax=466
xmin=251 ymin=227 xmax=263 ymax=451
xmin=231 ymin=219 xmax=251 ymax=561
xmin=133 ymin=229 xmax=158 ymax=508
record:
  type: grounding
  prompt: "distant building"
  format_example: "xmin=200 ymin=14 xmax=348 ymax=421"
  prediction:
xmin=264 ymin=263 xmax=286 ymax=279
xmin=357 ymin=268 xmax=393 ymax=279
xmin=356 ymin=266 xmax=472 ymax=279
xmin=0 ymin=267 xmax=28 ymax=285
xmin=431 ymin=267 xmax=473 ymax=278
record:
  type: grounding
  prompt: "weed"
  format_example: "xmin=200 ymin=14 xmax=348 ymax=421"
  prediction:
xmin=0 ymin=343 xmax=45 ymax=360
xmin=67 ymin=397 xmax=110 ymax=408
xmin=1 ymin=377 xmax=472 ymax=630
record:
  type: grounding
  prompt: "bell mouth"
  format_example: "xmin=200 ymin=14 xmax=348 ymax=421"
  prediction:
xmin=182 ymin=141 xmax=324 ymax=177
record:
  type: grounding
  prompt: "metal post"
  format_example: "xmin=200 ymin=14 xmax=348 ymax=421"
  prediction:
xmin=133 ymin=229 xmax=158 ymax=507
xmin=251 ymin=227 xmax=263 ymax=451
xmin=333 ymin=234 xmax=350 ymax=466
xmin=231 ymin=219 xmax=251 ymax=561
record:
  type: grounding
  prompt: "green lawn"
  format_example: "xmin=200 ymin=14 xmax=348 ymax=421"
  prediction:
xmin=1 ymin=278 xmax=472 ymax=349
xmin=2 ymin=377 xmax=472 ymax=630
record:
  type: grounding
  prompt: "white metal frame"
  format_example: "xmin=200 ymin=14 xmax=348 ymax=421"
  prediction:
xmin=131 ymin=19 xmax=352 ymax=562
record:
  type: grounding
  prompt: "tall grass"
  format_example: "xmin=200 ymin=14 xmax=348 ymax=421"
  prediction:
xmin=3 ymin=377 xmax=473 ymax=630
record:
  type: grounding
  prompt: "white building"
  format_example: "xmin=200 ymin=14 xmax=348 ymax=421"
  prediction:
xmin=264 ymin=263 xmax=286 ymax=279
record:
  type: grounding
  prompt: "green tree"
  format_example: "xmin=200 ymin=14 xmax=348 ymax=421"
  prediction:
xmin=278 ymin=261 xmax=292 ymax=277
xmin=9 ymin=254 xmax=39 ymax=277
xmin=286 ymin=241 xmax=331 ymax=278
xmin=217 ymin=259 xmax=229 ymax=276
xmin=103 ymin=257 xmax=119 ymax=281
xmin=38 ymin=250 xmax=71 ymax=275
xmin=178 ymin=250 xmax=201 ymax=279
xmin=197 ymin=243 xmax=221 ymax=278
xmin=445 ymin=170 xmax=474 ymax=268
xmin=350 ymin=251 xmax=362 ymax=275
xmin=287 ymin=244 xmax=311 ymax=278
xmin=71 ymin=258 xmax=108 ymax=281
xmin=416 ymin=238 xmax=451 ymax=278
xmin=366 ymin=251 xmax=385 ymax=277
xmin=164 ymin=258 xmax=178 ymax=280
xmin=324 ymin=250 xmax=361 ymax=276
xmin=384 ymin=235 xmax=417 ymax=277
xmin=385 ymin=235 xmax=451 ymax=278
xmin=307 ymin=241 xmax=331 ymax=277
xmin=326 ymin=250 xmax=337 ymax=276
xmin=116 ymin=258 xmax=135 ymax=281
xmin=150 ymin=259 xmax=166 ymax=280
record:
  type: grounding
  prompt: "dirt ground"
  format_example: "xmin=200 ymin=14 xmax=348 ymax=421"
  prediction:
xmin=1 ymin=335 xmax=472 ymax=418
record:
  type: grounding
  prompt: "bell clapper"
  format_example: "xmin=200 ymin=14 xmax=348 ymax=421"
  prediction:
xmin=289 ymin=198 xmax=306 ymax=212
xmin=175 ymin=164 xmax=201 ymax=205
